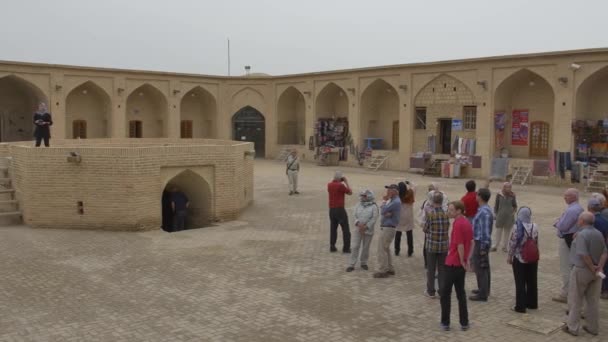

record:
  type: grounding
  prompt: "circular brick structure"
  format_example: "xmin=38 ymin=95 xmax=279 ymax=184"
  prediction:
xmin=0 ymin=139 xmax=255 ymax=230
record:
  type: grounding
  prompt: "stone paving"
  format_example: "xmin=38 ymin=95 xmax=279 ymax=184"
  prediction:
xmin=0 ymin=159 xmax=606 ymax=342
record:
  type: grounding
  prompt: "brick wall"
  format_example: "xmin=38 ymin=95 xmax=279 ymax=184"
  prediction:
xmin=8 ymin=139 xmax=254 ymax=231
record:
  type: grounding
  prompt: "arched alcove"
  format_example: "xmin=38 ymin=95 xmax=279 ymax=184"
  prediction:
xmin=360 ymin=79 xmax=399 ymax=150
xmin=413 ymin=74 xmax=476 ymax=154
xmin=180 ymin=86 xmax=217 ymax=138
xmin=315 ymin=82 xmax=348 ymax=120
xmin=162 ymin=169 xmax=213 ymax=231
xmin=126 ymin=84 xmax=168 ymax=138
xmin=494 ymin=69 xmax=555 ymax=158
xmin=277 ymin=86 xmax=306 ymax=145
xmin=65 ymin=81 xmax=111 ymax=138
xmin=0 ymin=75 xmax=48 ymax=142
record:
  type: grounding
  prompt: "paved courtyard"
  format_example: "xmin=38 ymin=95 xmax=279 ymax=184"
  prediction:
xmin=0 ymin=160 xmax=606 ymax=342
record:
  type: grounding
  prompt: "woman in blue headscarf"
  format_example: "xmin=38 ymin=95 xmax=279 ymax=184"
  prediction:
xmin=507 ymin=207 xmax=539 ymax=313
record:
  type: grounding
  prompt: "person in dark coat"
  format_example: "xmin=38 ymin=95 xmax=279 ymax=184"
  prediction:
xmin=33 ymin=102 xmax=53 ymax=147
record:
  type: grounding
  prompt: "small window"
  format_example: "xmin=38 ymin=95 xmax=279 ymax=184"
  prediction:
xmin=415 ymin=107 xmax=427 ymax=129
xmin=180 ymin=120 xmax=193 ymax=138
xmin=463 ymin=106 xmax=477 ymax=130
xmin=72 ymin=120 xmax=87 ymax=139
xmin=129 ymin=120 xmax=143 ymax=138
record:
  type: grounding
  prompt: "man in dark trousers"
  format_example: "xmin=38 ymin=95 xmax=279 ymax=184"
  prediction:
xmin=470 ymin=188 xmax=493 ymax=301
xmin=33 ymin=102 xmax=53 ymax=147
xmin=170 ymin=186 xmax=189 ymax=232
xmin=327 ymin=171 xmax=352 ymax=253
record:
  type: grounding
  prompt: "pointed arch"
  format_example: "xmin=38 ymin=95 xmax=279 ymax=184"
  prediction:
xmin=412 ymin=74 xmax=476 ymax=154
xmin=126 ymin=83 xmax=169 ymax=138
xmin=180 ymin=86 xmax=218 ymax=138
xmin=575 ymin=64 xmax=608 ymax=121
xmin=493 ymin=68 xmax=555 ymax=159
xmin=66 ymin=81 xmax=112 ymax=138
xmin=232 ymin=106 xmax=265 ymax=158
xmin=277 ymin=86 xmax=306 ymax=145
xmin=0 ymin=74 xmax=49 ymax=142
xmin=162 ymin=169 xmax=213 ymax=230
xmin=494 ymin=68 xmax=554 ymax=94
xmin=314 ymin=82 xmax=349 ymax=120
xmin=231 ymin=86 xmax=265 ymax=101
xmin=360 ymin=79 xmax=399 ymax=150
xmin=414 ymin=74 xmax=475 ymax=106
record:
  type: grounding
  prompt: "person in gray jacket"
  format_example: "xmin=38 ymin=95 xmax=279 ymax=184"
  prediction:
xmin=347 ymin=190 xmax=379 ymax=272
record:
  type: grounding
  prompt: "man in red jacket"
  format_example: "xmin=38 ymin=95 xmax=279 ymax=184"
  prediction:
xmin=461 ymin=180 xmax=479 ymax=221
xmin=327 ymin=171 xmax=352 ymax=253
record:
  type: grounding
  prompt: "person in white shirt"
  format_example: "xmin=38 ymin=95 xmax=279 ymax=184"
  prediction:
xmin=286 ymin=149 xmax=300 ymax=195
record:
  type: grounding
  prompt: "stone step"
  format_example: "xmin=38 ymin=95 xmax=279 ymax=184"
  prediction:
xmin=0 ymin=211 xmax=20 ymax=217
xmin=0 ymin=178 xmax=10 ymax=183
xmin=0 ymin=189 xmax=14 ymax=194
xmin=0 ymin=200 xmax=18 ymax=205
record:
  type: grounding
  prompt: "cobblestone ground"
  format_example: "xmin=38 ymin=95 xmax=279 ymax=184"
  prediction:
xmin=0 ymin=160 xmax=606 ymax=342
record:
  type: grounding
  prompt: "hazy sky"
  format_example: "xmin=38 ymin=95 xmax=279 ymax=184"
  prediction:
xmin=1 ymin=0 xmax=607 ymax=76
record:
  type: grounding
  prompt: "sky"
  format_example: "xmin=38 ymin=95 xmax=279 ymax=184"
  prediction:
xmin=1 ymin=0 xmax=607 ymax=76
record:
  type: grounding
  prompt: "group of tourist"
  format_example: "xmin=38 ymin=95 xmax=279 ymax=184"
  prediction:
xmin=285 ymin=151 xmax=608 ymax=335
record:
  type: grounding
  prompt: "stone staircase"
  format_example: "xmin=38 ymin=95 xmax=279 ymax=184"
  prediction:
xmin=511 ymin=166 xmax=532 ymax=185
xmin=367 ymin=153 xmax=390 ymax=171
xmin=0 ymin=157 xmax=22 ymax=225
xmin=586 ymin=166 xmax=608 ymax=193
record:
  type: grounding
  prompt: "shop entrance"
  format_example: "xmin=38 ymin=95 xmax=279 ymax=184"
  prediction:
xmin=438 ymin=118 xmax=452 ymax=154
xmin=233 ymin=106 xmax=265 ymax=158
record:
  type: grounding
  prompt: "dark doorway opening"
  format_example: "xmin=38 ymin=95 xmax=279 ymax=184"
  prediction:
xmin=233 ymin=106 xmax=265 ymax=158
xmin=438 ymin=118 xmax=452 ymax=154
xmin=161 ymin=170 xmax=212 ymax=232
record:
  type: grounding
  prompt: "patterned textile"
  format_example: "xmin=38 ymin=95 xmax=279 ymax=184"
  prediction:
xmin=424 ymin=207 xmax=450 ymax=253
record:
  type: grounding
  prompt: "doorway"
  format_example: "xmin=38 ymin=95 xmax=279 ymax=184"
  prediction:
xmin=161 ymin=170 xmax=212 ymax=232
xmin=392 ymin=120 xmax=399 ymax=150
xmin=438 ymin=119 xmax=452 ymax=154
xmin=233 ymin=106 xmax=265 ymax=158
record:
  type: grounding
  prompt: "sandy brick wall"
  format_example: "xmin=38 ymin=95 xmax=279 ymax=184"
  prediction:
xmin=8 ymin=139 xmax=254 ymax=231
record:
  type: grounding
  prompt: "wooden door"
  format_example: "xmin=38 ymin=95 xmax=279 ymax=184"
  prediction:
xmin=180 ymin=120 xmax=193 ymax=138
xmin=72 ymin=120 xmax=87 ymax=139
xmin=392 ymin=120 xmax=399 ymax=149
xmin=530 ymin=121 xmax=550 ymax=157
xmin=129 ymin=120 xmax=143 ymax=138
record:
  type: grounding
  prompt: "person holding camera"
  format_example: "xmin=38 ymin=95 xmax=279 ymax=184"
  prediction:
xmin=33 ymin=102 xmax=53 ymax=147
xmin=327 ymin=171 xmax=352 ymax=253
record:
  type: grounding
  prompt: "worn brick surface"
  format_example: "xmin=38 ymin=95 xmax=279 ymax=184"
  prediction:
xmin=0 ymin=160 xmax=606 ymax=341
xmin=4 ymin=139 xmax=254 ymax=230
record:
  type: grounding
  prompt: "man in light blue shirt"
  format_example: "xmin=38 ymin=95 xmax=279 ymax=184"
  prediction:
xmin=553 ymin=188 xmax=584 ymax=303
xmin=470 ymin=188 xmax=493 ymax=301
xmin=374 ymin=184 xmax=401 ymax=278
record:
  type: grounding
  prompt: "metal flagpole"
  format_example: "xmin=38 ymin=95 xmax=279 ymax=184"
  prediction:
xmin=227 ymin=38 xmax=231 ymax=76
